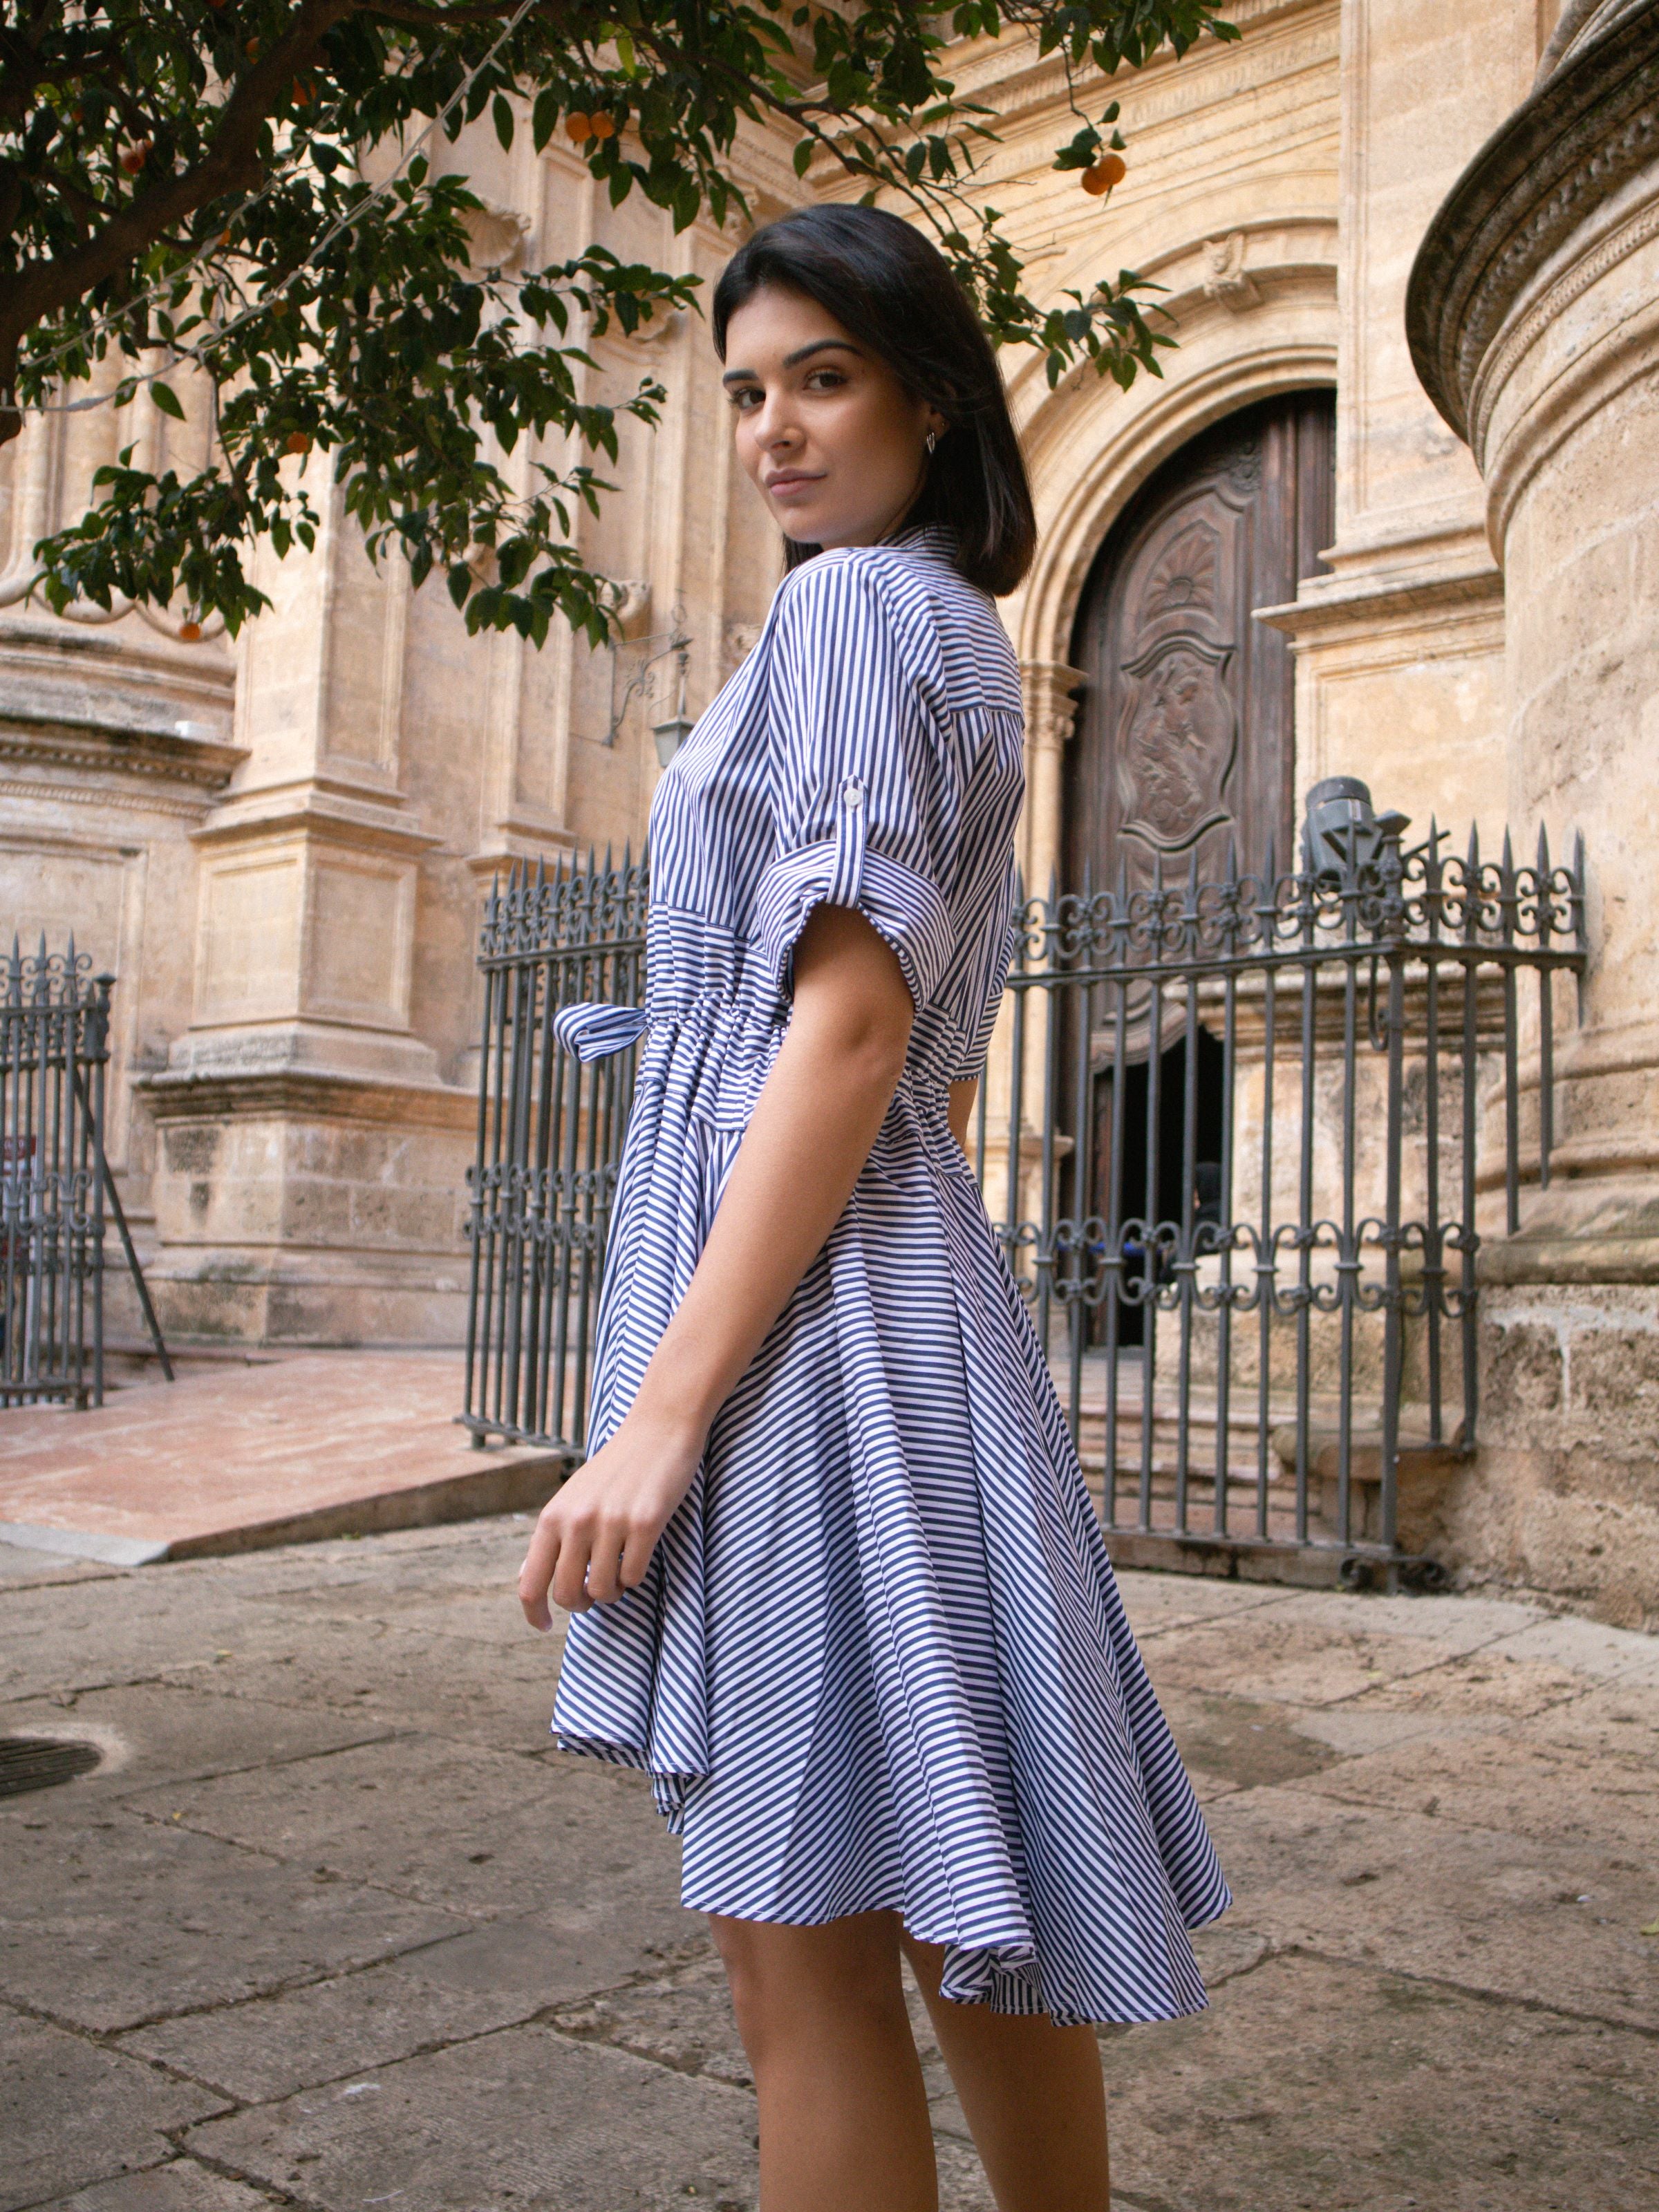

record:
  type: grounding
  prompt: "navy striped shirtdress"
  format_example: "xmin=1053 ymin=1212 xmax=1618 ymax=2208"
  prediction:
xmin=550 ymin=523 xmax=1230 ymax=2027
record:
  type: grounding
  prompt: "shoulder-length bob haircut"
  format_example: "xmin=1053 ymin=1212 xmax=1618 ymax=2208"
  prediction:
xmin=711 ymin=205 xmax=1037 ymax=598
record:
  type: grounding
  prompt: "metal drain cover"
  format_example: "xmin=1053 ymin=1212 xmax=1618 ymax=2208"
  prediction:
xmin=0 ymin=1736 xmax=102 ymax=1797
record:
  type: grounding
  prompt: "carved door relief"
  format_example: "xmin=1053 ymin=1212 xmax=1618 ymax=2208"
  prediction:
xmin=1067 ymin=391 xmax=1335 ymax=894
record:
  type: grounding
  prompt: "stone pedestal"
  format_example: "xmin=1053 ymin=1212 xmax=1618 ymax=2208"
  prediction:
xmin=1407 ymin=0 xmax=1659 ymax=1625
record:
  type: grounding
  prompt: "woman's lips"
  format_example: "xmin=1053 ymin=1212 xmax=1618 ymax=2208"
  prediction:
xmin=765 ymin=472 xmax=823 ymax=500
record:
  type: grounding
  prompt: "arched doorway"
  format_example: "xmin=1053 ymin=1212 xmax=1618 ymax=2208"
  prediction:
xmin=1065 ymin=389 xmax=1335 ymax=894
xmin=1064 ymin=391 xmax=1334 ymax=1342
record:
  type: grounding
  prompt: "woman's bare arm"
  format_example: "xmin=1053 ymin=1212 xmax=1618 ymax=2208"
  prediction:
xmin=519 ymin=901 xmax=915 ymax=1624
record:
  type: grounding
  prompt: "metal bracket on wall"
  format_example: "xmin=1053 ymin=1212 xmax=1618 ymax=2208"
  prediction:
xmin=604 ymin=618 xmax=691 ymax=747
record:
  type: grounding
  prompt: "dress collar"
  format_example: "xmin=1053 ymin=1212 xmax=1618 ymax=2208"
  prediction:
xmin=883 ymin=521 xmax=957 ymax=562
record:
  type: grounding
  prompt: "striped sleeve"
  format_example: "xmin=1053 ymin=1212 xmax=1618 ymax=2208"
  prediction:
xmin=754 ymin=554 xmax=960 ymax=1013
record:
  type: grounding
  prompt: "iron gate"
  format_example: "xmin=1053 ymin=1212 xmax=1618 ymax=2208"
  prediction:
xmin=462 ymin=850 xmax=648 ymax=1454
xmin=461 ymin=786 xmax=1584 ymax=1585
xmin=2 ymin=939 xmax=110 ymax=1408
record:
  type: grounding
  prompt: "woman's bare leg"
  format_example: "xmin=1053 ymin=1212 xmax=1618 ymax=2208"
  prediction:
xmin=901 ymin=1934 xmax=1110 ymax=2212
xmin=709 ymin=1908 xmax=937 ymax=2212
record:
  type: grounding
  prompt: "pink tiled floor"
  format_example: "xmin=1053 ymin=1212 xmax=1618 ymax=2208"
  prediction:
xmin=0 ymin=1352 xmax=565 ymax=1561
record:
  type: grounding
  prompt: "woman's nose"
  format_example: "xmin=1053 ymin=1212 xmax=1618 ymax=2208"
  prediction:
xmin=754 ymin=394 xmax=802 ymax=449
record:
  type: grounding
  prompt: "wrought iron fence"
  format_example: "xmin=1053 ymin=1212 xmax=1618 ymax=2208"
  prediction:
xmin=2 ymin=940 xmax=110 ymax=1408
xmin=462 ymin=851 xmax=648 ymax=1453
xmin=461 ymin=785 xmax=1586 ymax=1586
xmin=977 ymin=781 xmax=1585 ymax=1585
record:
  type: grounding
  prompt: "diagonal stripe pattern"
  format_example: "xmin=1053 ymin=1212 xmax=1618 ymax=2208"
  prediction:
xmin=550 ymin=525 xmax=1230 ymax=2026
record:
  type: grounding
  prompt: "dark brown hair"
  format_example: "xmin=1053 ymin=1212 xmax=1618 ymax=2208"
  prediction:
xmin=711 ymin=205 xmax=1037 ymax=597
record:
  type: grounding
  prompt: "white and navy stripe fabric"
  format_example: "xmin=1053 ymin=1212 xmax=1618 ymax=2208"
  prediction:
xmin=550 ymin=525 xmax=1230 ymax=2026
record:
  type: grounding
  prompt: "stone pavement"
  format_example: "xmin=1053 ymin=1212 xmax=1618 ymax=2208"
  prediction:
xmin=1 ymin=1520 xmax=1655 ymax=2212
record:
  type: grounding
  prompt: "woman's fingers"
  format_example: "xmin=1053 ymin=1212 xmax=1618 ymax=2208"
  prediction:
xmin=619 ymin=1519 xmax=662 ymax=1591
xmin=550 ymin=1520 xmax=597 ymax=1614
xmin=518 ymin=1512 xmax=561 ymax=1631
xmin=583 ymin=1520 xmax=632 ymax=1605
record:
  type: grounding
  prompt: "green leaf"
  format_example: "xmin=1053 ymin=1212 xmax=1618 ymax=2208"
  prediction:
xmin=150 ymin=382 xmax=185 ymax=421
xmin=492 ymin=93 xmax=514 ymax=151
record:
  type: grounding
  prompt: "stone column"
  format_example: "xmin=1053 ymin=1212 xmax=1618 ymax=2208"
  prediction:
xmin=1255 ymin=0 xmax=1537 ymax=838
xmin=1407 ymin=0 xmax=1659 ymax=1626
xmin=973 ymin=662 xmax=1086 ymax=1238
xmin=142 ymin=473 xmax=472 ymax=1344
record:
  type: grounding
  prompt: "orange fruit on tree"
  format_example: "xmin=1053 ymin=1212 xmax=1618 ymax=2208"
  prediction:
xmin=285 ymin=431 xmax=312 ymax=456
xmin=118 ymin=140 xmax=150 ymax=175
xmin=588 ymin=112 xmax=617 ymax=140
xmin=1081 ymin=152 xmax=1126 ymax=195
xmin=566 ymin=112 xmax=592 ymax=142
xmin=178 ymin=621 xmax=203 ymax=644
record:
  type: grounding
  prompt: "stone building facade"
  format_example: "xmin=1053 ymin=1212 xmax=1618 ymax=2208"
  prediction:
xmin=3 ymin=0 xmax=1653 ymax=1622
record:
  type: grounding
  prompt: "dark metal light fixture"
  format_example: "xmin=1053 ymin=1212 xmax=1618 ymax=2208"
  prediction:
xmin=652 ymin=645 xmax=694 ymax=767
xmin=1302 ymin=776 xmax=1409 ymax=885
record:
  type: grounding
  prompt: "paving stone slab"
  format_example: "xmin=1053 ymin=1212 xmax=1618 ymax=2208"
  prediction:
xmin=35 ymin=2160 xmax=272 ymax=2212
xmin=1114 ymin=1573 xmax=1300 ymax=1641
xmin=1335 ymin=1642 xmax=1600 ymax=1723
xmin=1138 ymin=1604 xmax=1525 ymax=1710
xmin=0 ymin=1682 xmax=394 ymax=1808
xmin=1247 ymin=1588 xmax=1547 ymax=1649
xmin=1154 ymin=1687 xmax=1347 ymax=1799
xmin=1203 ymin=1786 xmax=1659 ymax=2032
xmin=156 ymin=1623 xmax=564 ymax=1756
xmin=1098 ymin=1949 xmax=1657 ymax=2212
xmin=118 ymin=1916 xmax=695 ymax=2104
xmin=0 ymin=2009 xmax=227 ymax=2212
xmin=0 ymin=1578 xmax=261 ymax=1703
xmin=185 ymin=2022 xmax=760 ymax=2212
xmin=0 ymin=1812 xmax=465 ymax=2034
xmin=0 ymin=1540 xmax=122 ymax=1590
xmin=1481 ymin=1612 xmax=1659 ymax=1686
xmin=1298 ymin=1705 xmax=1659 ymax=1857
xmin=204 ymin=1515 xmax=532 ymax=1588
xmin=244 ymin=1576 xmax=539 ymax=1649
xmin=126 ymin=1734 xmax=702 ymax=1951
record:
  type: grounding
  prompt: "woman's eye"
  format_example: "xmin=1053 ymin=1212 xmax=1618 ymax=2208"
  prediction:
xmin=727 ymin=386 xmax=762 ymax=411
xmin=805 ymin=369 xmax=846 ymax=391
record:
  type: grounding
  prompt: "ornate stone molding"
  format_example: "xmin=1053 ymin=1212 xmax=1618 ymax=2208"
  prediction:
xmin=1019 ymin=661 xmax=1086 ymax=753
xmin=1201 ymin=233 xmax=1262 ymax=312
xmin=139 ymin=1065 xmax=477 ymax=1134
xmin=0 ymin=722 xmax=245 ymax=794
xmin=1406 ymin=0 xmax=1659 ymax=445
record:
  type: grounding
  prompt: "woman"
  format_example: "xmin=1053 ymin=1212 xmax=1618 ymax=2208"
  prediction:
xmin=519 ymin=203 xmax=1228 ymax=2212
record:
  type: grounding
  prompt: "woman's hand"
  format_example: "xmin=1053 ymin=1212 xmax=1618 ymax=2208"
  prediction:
xmin=518 ymin=1406 xmax=706 ymax=1626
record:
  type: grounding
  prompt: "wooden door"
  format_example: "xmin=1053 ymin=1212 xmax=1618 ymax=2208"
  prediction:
xmin=1066 ymin=391 xmax=1334 ymax=894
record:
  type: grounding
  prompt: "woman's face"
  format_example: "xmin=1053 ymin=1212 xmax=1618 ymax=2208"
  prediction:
xmin=722 ymin=283 xmax=944 ymax=550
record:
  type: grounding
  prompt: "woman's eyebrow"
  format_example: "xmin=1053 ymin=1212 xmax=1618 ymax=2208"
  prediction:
xmin=721 ymin=337 xmax=863 ymax=386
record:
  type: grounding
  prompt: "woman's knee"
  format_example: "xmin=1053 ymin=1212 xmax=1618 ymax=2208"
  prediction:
xmin=710 ymin=1910 xmax=907 ymax=2054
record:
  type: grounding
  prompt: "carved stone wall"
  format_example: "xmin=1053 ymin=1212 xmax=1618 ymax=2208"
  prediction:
xmin=1406 ymin=0 xmax=1659 ymax=1627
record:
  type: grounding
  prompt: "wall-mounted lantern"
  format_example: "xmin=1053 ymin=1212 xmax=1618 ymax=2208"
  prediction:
xmin=651 ymin=644 xmax=695 ymax=767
